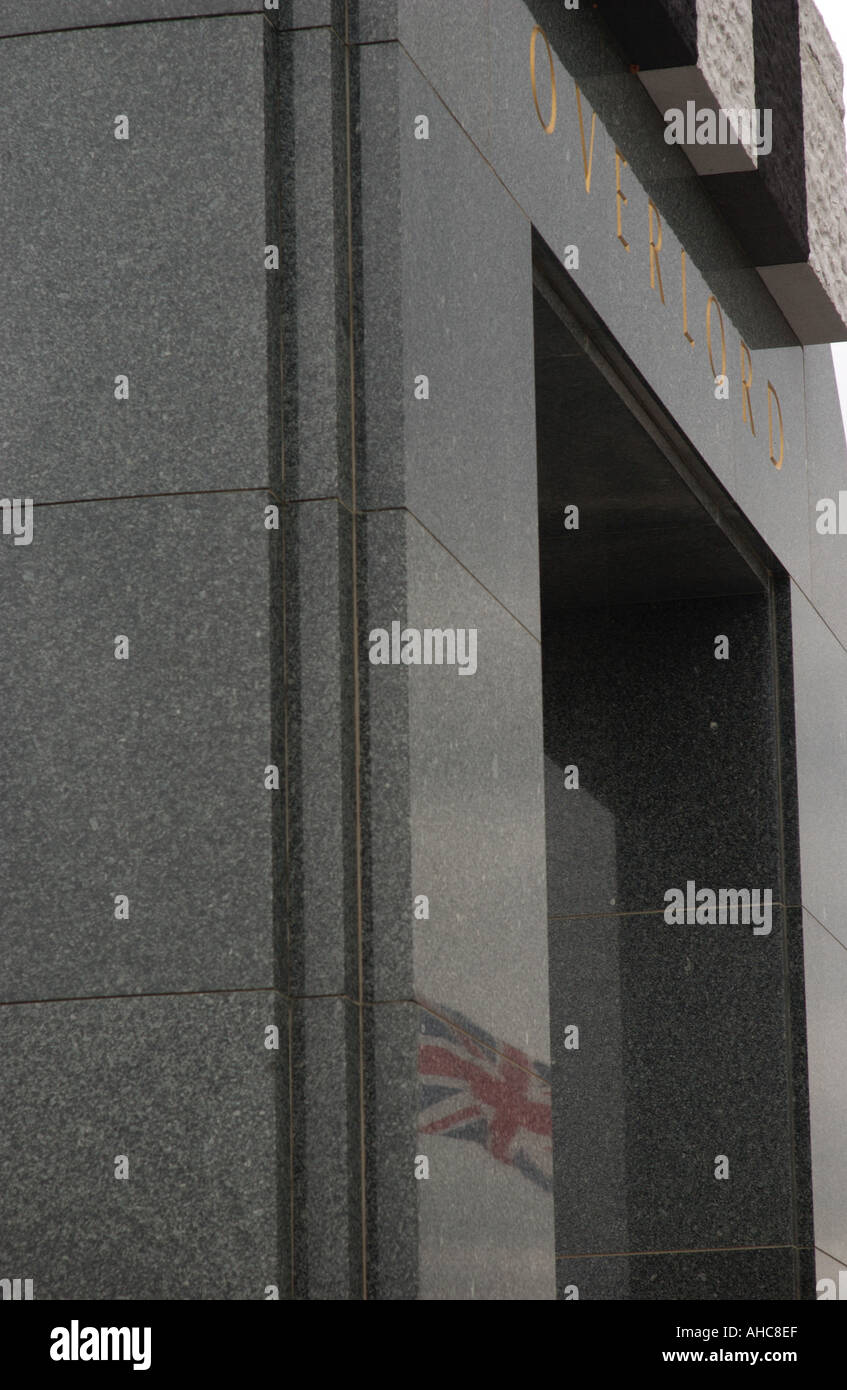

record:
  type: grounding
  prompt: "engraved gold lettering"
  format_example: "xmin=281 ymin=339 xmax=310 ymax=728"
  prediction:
xmin=575 ymin=83 xmax=597 ymax=192
xmin=530 ymin=26 xmax=557 ymax=133
xmin=615 ymin=150 xmax=630 ymax=251
xmin=648 ymin=200 xmax=665 ymax=303
xmin=740 ymin=340 xmax=755 ymax=436
xmin=767 ymin=381 xmax=784 ymax=467
xmin=681 ymin=250 xmax=695 ymax=345
xmin=706 ymin=296 xmax=727 ymax=381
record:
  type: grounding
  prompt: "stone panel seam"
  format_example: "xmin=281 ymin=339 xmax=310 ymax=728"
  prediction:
xmin=768 ymin=575 xmax=811 ymax=1292
xmin=361 ymin=996 xmax=551 ymax=1087
xmin=363 ymin=504 xmax=542 ymax=643
xmin=801 ymin=904 xmax=847 ymax=956
xmin=555 ymin=1242 xmax=803 ymax=1258
xmin=32 ymin=487 xmax=273 ymax=509
xmin=0 ymin=986 xmax=288 ymax=1008
xmin=817 ymin=1243 xmax=847 ymax=1265
xmin=549 ymin=903 xmax=801 ymax=920
xmin=353 ymin=35 xmax=529 ymax=223
xmin=282 ymin=496 xmax=542 ymax=639
xmin=0 ymin=9 xmax=281 ymax=44
xmin=286 ymin=992 xmax=551 ymax=1086
xmin=342 ymin=0 xmax=369 ymax=1300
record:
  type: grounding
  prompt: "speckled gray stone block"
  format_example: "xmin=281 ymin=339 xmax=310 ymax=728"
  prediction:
xmin=803 ymin=910 xmax=847 ymax=1269
xmin=285 ymin=500 xmax=358 ymax=998
xmin=291 ymin=996 xmax=362 ymax=1299
xmin=0 ymin=15 xmax=276 ymax=500
xmin=791 ymin=582 xmax=847 ymax=951
xmin=283 ymin=0 xmax=342 ymax=27
xmin=803 ymin=345 xmax=847 ymax=651
xmin=548 ymin=914 xmax=629 ymax=1260
xmin=0 ymin=991 xmax=288 ymax=1300
xmin=353 ymin=40 xmax=540 ymax=633
xmin=543 ymin=596 xmax=781 ymax=918
xmin=363 ymin=1000 xmax=419 ymax=1300
xmin=550 ymin=909 xmax=796 ymax=1255
xmin=358 ymin=509 xmax=551 ymax=1065
xmin=0 ymin=493 xmax=283 ymax=1001
xmin=280 ymin=26 xmax=352 ymax=503
xmin=556 ymin=1247 xmax=802 ymax=1300
xmin=0 ymin=1 xmax=285 ymax=34
xmin=350 ymin=0 xmax=490 ymax=152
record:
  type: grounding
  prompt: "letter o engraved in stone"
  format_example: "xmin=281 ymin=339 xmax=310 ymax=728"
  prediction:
xmin=530 ymin=25 xmax=557 ymax=134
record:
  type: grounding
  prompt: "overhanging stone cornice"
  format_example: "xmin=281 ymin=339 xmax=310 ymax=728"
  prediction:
xmin=596 ymin=0 xmax=847 ymax=344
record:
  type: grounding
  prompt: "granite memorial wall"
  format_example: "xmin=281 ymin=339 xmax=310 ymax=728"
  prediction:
xmin=0 ymin=0 xmax=846 ymax=1301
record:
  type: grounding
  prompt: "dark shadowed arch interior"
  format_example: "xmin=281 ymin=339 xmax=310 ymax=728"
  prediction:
xmin=534 ymin=234 xmax=811 ymax=1301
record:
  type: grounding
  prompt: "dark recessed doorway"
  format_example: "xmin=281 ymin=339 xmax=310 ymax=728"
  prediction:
xmin=534 ymin=234 xmax=811 ymax=1302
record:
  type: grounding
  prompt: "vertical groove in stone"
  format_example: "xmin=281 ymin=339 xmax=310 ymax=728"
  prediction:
xmin=771 ymin=576 xmax=816 ymax=1296
xmin=343 ymin=0 xmax=370 ymax=1302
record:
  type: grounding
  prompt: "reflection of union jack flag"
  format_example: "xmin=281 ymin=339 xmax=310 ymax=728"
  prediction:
xmin=417 ymin=1005 xmax=553 ymax=1192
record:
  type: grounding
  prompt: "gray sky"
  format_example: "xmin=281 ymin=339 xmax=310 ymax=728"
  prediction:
xmin=812 ymin=0 xmax=847 ymax=438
